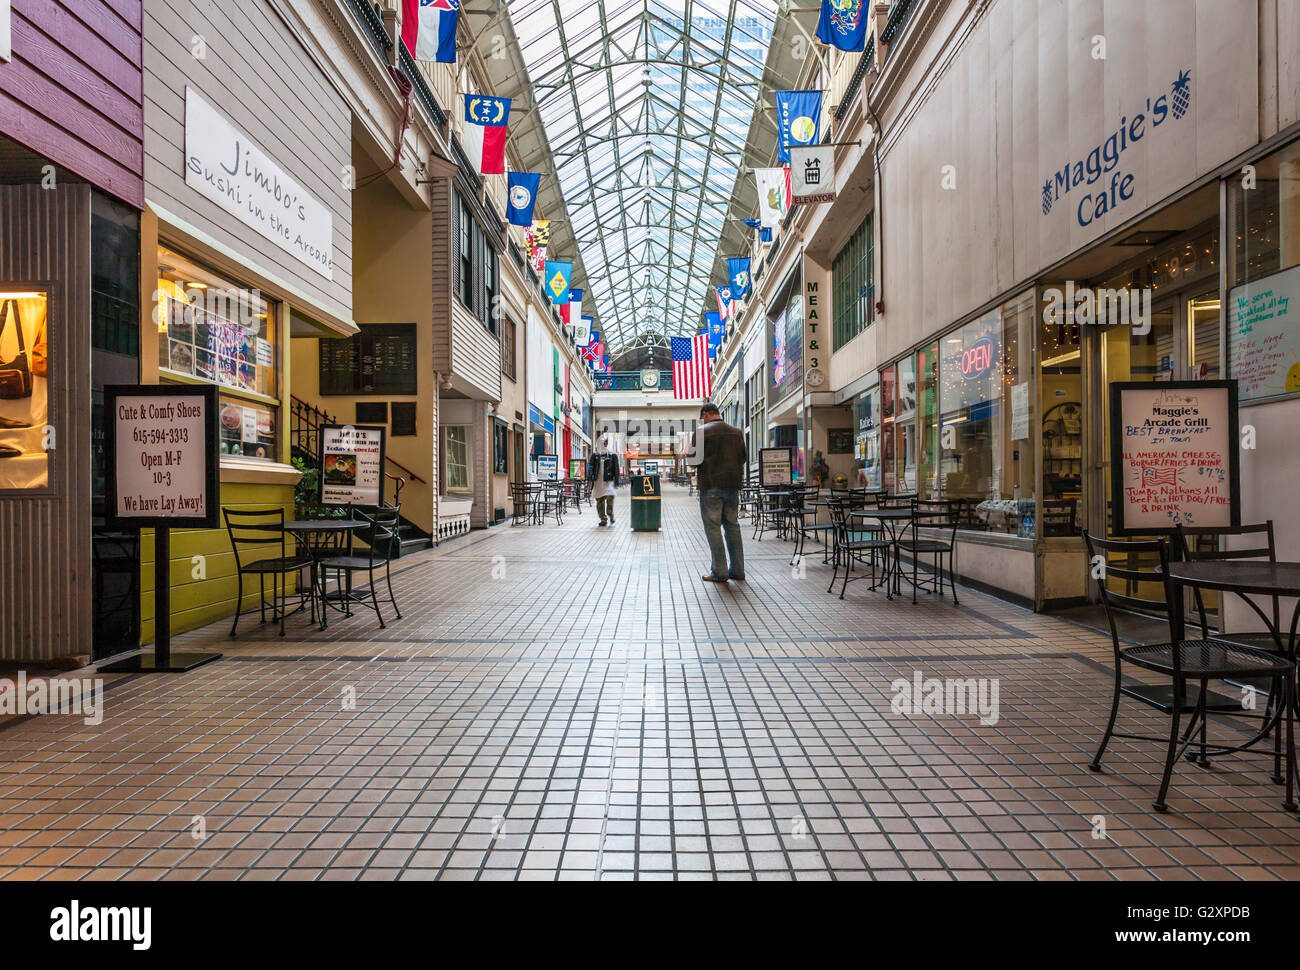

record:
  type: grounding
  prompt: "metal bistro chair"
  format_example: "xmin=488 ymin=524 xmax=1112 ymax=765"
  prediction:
xmin=895 ymin=499 xmax=961 ymax=605
xmin=318 ymin=506 xmax=403 ymax=630
xmin=1082 ymin=532 xmax=1295 ymax=812
xmin=1178 ymin=522 xmax=1288 ymax=773
xmin=826 ymin=499 xmax=892 ymax=600
xmin=751 ymin=486 xmax=787 ymax=541
xmin=510 ymin=483 xmax=533 ymax=525
xmin=225 ymin=507 xmax=313 ymax=637
xmin=789 ymin=488 xmax=834 ymax=566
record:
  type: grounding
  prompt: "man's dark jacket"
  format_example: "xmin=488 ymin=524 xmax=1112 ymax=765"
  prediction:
xmin=691 ymin=419 xmax=747 ymax=489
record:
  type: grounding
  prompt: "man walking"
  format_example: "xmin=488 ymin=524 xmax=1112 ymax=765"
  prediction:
xmin=587 ymin=434 xmax=619 ymax=526
xmin=687 ymin=402 xmax=746 ymax=583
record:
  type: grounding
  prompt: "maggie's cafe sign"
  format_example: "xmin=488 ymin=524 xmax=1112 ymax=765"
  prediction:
xmin=1039 ymin=69 xmax=1192 ymax=229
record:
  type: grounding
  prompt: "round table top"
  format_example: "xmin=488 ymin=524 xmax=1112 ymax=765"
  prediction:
xmin=850 ymin=508 xmax=945 ymax=519
xmin=1164 ymin=560 xmax=1300 ymax=596
xmin=284 ymin=519 xmax=366 ymax=532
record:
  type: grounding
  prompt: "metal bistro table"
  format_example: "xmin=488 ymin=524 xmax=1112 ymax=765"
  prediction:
xmin=284 ymin=518 xmax=367 ymax=630
xmin=1165 ymin=560 xmax=1300 ymax=811
xmin=851 ymin=507 xmax=950 ymax=600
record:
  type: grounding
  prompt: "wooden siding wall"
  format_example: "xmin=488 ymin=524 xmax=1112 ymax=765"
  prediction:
xmin=0 ymin=0 xmax=144 ymax=206
xmin=430 ymin=177 xmax=453 ymax=372
xmin=0 ymin=184 xmax=92 ymax=660
xmin=142 ymin=0 xmax=352 ymax=319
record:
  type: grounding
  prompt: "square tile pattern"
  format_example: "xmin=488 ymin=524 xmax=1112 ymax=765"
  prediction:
xmin=1 ymin=489 xmax=1297 ymax=881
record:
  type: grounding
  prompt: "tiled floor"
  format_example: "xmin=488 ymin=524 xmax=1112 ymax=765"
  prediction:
xmin=2 ymin=487 xmax=1298 ymax=881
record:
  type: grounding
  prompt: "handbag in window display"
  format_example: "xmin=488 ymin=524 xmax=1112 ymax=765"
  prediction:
xmin=0 ymin=292 xmax=50 ymax=487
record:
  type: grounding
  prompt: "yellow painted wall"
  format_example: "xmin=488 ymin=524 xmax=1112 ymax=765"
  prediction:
xmin=140 ymin=481 xmax=296 ymax=642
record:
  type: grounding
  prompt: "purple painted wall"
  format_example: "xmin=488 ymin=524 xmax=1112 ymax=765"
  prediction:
xmin=0 ymin=0 xmax=143 ymax=207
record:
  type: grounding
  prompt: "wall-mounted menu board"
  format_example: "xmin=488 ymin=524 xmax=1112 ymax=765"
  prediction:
xmin=1228 ymin=263 xmax=1300 ymax=402
xmin=319 ymin=324 xmax=417 ymax=396
xmin=1109 ymin=381 xmax=1239 ymax=535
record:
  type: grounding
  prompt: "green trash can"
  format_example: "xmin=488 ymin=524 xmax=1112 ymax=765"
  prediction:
xmin=630 ymin=474 xmax=662 ymax=532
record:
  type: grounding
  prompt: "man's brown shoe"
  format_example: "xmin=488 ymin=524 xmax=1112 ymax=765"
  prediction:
xmin=702 ymin=574 xmax=729 ymax=584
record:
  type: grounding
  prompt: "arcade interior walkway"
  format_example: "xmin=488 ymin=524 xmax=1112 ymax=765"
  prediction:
xmin=2 ymin=487 xmax=1299 ymax=882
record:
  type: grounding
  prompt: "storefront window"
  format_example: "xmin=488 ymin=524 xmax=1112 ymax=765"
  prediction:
xmin=1227 ymin=138 xmax=1300 ymax=403
xmin=0 ymin=289 xmax=50 ymax=489
xmin=156 ymin=245 xmax=279 ymax=460
xmin=855 ymin=385 xmax=881 ymax=490
xmin=938 ymin=290 xmax=1036 ymax=535
xmin=917 ymin=343 xmax=940 ymax=498
xmin=880 ymin=364 xmax=896 ymax=492
xmin=894 ymin=355 xmax=917 ymax=493
xmin=770 ymin=292 xmax=803 ymax=404
xmin=1040 ymin=300 xmax=1083 ymax=535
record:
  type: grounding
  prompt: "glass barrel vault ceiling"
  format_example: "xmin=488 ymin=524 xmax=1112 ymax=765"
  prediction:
xmin=507 ymin=0 xmax=777 ymax=353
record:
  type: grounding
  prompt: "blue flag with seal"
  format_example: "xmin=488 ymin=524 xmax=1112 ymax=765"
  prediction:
xmin=816 ymin=0 xmax=869 ymax=53
xmin=544 ymin=260 xmax=572 ymax=304
xmin=775 ymin=90 xmax=822 ymax=164
xmin=728 ymin=257 xmax=752 ymax=300
xmin=507 ymin=172 xmax=541 ymax=227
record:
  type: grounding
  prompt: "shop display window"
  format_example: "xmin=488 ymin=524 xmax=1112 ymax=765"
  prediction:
xmin=156 ymin=245 xmax=279 ymax=459
xmin=1039 ymin=297 xmax=1083 ymax=535
xmin=0 ymin=289 xmax=50 ymax=489
xmin=937 ymin=290 xmax=1037 ymax=535
xmin=1228 ymin=138 xmax=1300 ymax=403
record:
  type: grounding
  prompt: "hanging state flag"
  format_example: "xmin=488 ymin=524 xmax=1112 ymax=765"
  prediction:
xmin=574 ymin=316 xmax=593 ymax=346
xmin=790 ymin=145 xmax=836 ymax=205
xmin=462 ymin=95 xmax=511 ymax=175
xmin=402 ymin=0 xmax=460 ymax=63
xmin=775 ymin=90 xmax=822 ymax=164
xmin=507 ymin=172 xmax=541 ymax=227
xmin=544 ymin=260 xmax=572 ymax=304
xmin=715 ymin=285 xmax=733 ymax=322
xmin=742 ymin=218 xmax=773 ymax=243
xmin=755 ymin=167 xmax=791 ymax=230
xmin=526 ymin=220 xmax=551 ymax=272
xmin=816 ymin=0 xmax=869 ymax=53
xmin=728 ymin=257 xmax=752 ymax=301
xmin=671 ymin=335 xmax=712 ymax=401
xmin=568 ymin=288 xmax=584 ymax=330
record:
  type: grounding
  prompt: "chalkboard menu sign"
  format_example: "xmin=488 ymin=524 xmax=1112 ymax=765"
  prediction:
xmin=1109 ymin=380 xmax=1240 ymax=535
xmin=319 ymin=324 xmax=417 ymax=396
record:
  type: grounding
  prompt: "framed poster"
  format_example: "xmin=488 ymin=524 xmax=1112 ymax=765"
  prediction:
xmin=1109 ymin=381 xmax=1240 ymax=535
xmin=536 ymin=454 xmax=558 ymax=480
xmin=104 ymin=384 xmax=220 ymax=529
xmin=319 ymin=423 xmax=386 ymax=508
xmin=827 ymin=428 xmax=853 ymax=454
xmin=391 ymin=402 xmax=417 ymax=437
xmin=355 ymin=401 xmax=387 ymax=425
xmin=569 ymin=459 xmax=587 ymax=480
xmin=760 ymin=447 xmax=793 ymax=486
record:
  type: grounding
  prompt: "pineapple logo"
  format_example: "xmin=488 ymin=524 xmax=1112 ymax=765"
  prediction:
xmin=1042 ymin=179 xmax=1053 ymax=215
xmin=1170 ymin=69 xmax=1191 ymax=120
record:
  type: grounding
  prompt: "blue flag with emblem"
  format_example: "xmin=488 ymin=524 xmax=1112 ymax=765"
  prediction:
xmin=706 ymin=312 xmax=723 ymax=355
xmin=775 ymin=90 xmax=822 ymax=164
xmin=507 ymin=172 xmax=541 ymax=227
xmin=728 ymin=257 xmax=752 ymax=300
xmin=742 ymin=218 xmax=772 ymax=243
xmin=816 ymin=0 xmax=869 ymax=52
xmin=544 ymin=260 xmax=571 ymax=304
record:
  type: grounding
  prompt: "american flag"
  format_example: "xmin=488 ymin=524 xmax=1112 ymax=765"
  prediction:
xmin=1143 ymin=467 xmax=1178 ymax=487
xmin=671 ymin=334 xmax=712 ymax=400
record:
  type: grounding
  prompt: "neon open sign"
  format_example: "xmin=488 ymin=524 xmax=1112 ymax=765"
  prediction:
xmin=960 ymin=337 xmax=994 ymax=380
